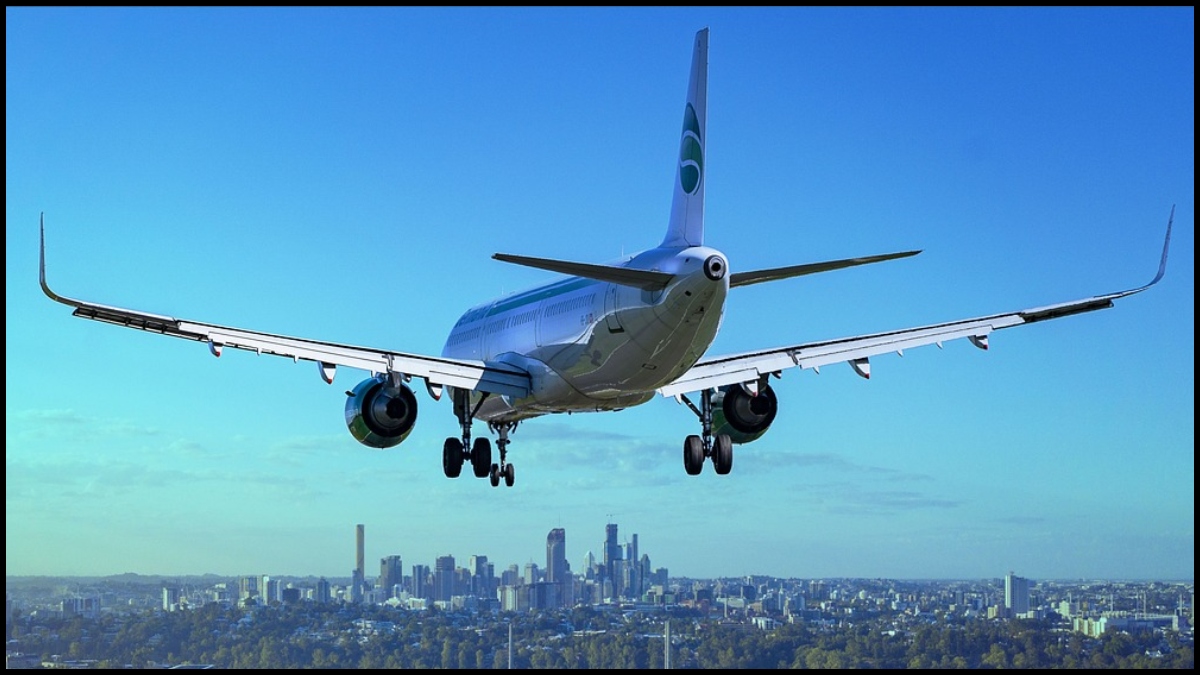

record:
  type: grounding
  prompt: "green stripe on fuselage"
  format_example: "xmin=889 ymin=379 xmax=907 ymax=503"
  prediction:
xmin=480 ymin=277 xmax=598 ymax=319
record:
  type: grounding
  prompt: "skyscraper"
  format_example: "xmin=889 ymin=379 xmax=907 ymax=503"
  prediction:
xmin=546 ymin=528 xmax=567 ymax=585
xmin=356 ymin=524 xmax=365 ymax=579
xmin=469 ymin=555 xmax=492 ymax=599
xmin=604 ymin=522 xmax=621 ymax=595
xmin=412 ymin=564 xmax=431 ymax=601
xmin=380 ymin=555 xmax=403 ymax=599
xmin=352 ymin=524 xmax=366 ymax=603
xmin=1005 ymin=571 xmax=1031 ymax=616
xmin=434 ymin=555 xmax=456 ymax=603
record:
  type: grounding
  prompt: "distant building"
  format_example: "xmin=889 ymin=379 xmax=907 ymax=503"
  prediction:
xmin=1005 ymin=572 xmax=1031 ymax=617
xmin=604 ymin=523 xmax=621 ymax=596
xmin=412 ymin=564 xmax=431 ymax=601
xmin=434 ymin=555 xmax=456 ymax=603
xmin=163 ymin=587 xmax=181 ymax=612
xmin=60 ymin=596 xmax=100 ymax=619
xmin=380 ymin=555 xmax=403 ymax=600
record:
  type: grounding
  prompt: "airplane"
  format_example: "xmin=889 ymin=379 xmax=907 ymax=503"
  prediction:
xmin=40 ymin=28 xmax=1172 ymax=489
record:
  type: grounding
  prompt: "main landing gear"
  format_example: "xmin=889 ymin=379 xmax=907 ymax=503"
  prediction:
xmin=442 ymin=389 xmax=518 ymax=487
xmin=678 ymin=389 xmax=733 ymax=476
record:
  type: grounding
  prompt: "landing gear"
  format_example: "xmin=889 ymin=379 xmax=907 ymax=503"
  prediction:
xmin=487 ymin=421 xmax=518 ymax=489
xmin=678 ymin=389 xmax=734 ymax=476
xmin=443 ymin=388 xmax=519 ymax=487
xmin=684 ymin=435 xmax=704 ymax=475
xmin=443 ymin=437 xmax=464 ymax=478
xmin=471 ymin=437 xmax=492 ymax=478
xmin=712 ymin=433 xmax=733 ymax=475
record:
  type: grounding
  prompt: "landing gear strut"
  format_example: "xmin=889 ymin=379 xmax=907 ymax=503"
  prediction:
xmin=487 ymin=421 xmax=518 ymax=488
xmin=443 ymin=389 xmax=493 ymax=480
xmin=442 ymin=389 xmax=517 ymax=487
xmin=678 ymin=389 xmax=733 ymax=476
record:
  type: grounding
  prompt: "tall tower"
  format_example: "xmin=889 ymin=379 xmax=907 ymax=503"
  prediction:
xmin=604 ymin=522 xmax=620 ymax=596
xmin=380 ymin=555 xmax=403 ymax=599
xmin=469 ymin=555 xmax=491 ymax=599
xmin=412 ymin=564 xmax=431 ymax=601
xmin=434 ymin=555 xmax=456 ymax=603
xmin=356 ymin=524 xmax=365 ymax=580
xmin=546 ymin=528 xmax=567 ymax=585
xmin=1005 ymin=571 xmax=1030 ymax=616
xmin=352 ymin=524 xmax=366 ymax=603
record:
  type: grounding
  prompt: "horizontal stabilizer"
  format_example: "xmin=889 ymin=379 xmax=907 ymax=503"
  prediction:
xmin=493 ymin=253 xmax=675 ymax=291
xmin=729 ymin=250 xmax=921 ymax=288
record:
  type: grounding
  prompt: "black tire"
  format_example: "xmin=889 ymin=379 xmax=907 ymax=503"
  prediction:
xmin=504 ymin=463 xmax=515 ymax=487
xmin=683 ymin=435 xmax=704 ymax=475
xmin=713 ymin=434 xmax=733 ymax=475
xmin=471 ymin=437 xmax=492 ymax=478
xmin=489 ymin=464 xmax=501 ymax=487
xmin=443 ymin=437 xmax=464 ymax=478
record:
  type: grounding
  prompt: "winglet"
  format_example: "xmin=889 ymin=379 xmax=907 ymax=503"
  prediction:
xmin=1144 ymin=204 xmax=1174 ymax=290
xmin=39 ymin=213 xmax=69 ymax=305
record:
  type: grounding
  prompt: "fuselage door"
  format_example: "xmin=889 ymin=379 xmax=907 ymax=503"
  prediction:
xmin=604 ymin=283 xmax=624 ymax=333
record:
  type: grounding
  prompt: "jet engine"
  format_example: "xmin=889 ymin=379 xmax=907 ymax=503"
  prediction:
xmin=345 ymin=375 xmax=418 ymax=449
xmin=710 ymin=382 xmax=778 ymax=444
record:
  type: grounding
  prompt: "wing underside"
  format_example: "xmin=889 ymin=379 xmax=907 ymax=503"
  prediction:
xmin=39 ymin=219 xmax=531 ymax=399
xmin=659 ymin=209 xmax=1174 ymax=398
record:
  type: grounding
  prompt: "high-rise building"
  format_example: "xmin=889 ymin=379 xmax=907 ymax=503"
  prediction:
xmin=469 ymin=555 xmax=492 ymax=598
xmin=162 ymin=587 xmax=180 ymax=612
xmin=546 ymin=528 xmax=567 ymax=584
xmin=1005 ymin=571 xmax=1031 ymax=616
xmin=380 ymin=555 xmax=403 ymax=599
xmin=355 ymin=523 xmax=365 ymax=587
xmin=604 ymin=523 xmax=621 ymax=591
xmin=261 ymin=575 xmax=280 ymax=604
xmin=348 ymin=524 xmax=367 ymax=603
xmin=239 ymin=576 xmax=258 ymax=603
xmin=501 ymin=564 xmax=520 ymax=588
xmin=315 ymin=577 xmax=331 ymax=604
xmin=434 ymin=555 xmax=456 ymax=603
xmin=412 ymin=564 xmax=431 ymax=601
xmin=524 ymin=562 xmax=540 ymax=585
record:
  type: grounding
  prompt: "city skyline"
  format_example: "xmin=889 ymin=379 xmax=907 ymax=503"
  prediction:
xmin=6 ymin=8 xmax=1194 ymax=581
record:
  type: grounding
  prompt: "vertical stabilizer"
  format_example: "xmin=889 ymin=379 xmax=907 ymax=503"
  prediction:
xmin=661 ymin=28 xmax=709 ymax=249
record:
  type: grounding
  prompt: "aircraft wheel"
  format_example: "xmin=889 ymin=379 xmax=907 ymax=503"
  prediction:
xmin=683 ymin=435 xmax=704 ymax=475
xmin=489 ymin=464 xmax=501 ymax=487
xmin=504 ymin=463 xmax=515 ymax=487
xmin=471 ymin=437 xmax=492 ymax=478
xmin=443 ymin=437 xmax=464 ymax=478
xmin=713 ymin=434 xmax=733 ymax=475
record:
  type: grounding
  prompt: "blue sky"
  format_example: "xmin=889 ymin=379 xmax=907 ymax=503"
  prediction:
xmin=6 ymin=7 xmax=1194 ymax=582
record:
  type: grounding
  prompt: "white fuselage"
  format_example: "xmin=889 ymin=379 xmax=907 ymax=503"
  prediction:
xmin=441 ymin=246 xmax=728 ymax=422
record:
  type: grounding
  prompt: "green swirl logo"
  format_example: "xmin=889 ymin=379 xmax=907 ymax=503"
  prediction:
xmin=679 ymin=103 xmax=703 ymax=195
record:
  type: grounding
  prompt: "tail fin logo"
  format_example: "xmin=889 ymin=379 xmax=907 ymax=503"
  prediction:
xmin=679 ymin=102 xmax=703 ymax=195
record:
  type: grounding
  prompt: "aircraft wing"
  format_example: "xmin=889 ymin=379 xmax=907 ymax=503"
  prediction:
xmin=659 ymin=210 xmax=1173 ymax=398
xmin=38 ymin=220 xmax=531 ymax=399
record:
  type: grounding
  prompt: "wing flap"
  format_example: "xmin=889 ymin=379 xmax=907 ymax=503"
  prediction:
xmin=660 ymin=206 xmax=1174 ymax=397
xmin=41 ymin=218 xmax=530 ymax=399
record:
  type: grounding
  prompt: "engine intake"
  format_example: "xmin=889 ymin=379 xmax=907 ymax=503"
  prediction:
xmin=345 ymin=375 xmax=418 ymax=449
xmin=710 ymin=382 xmax=778 ymax=444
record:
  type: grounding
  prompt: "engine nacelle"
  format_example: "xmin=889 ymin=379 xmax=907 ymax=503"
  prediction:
xmin=345 ymin=375 xmax=418 ymax=449
xmin=710 ymin=382 xmax=778 ymax=444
